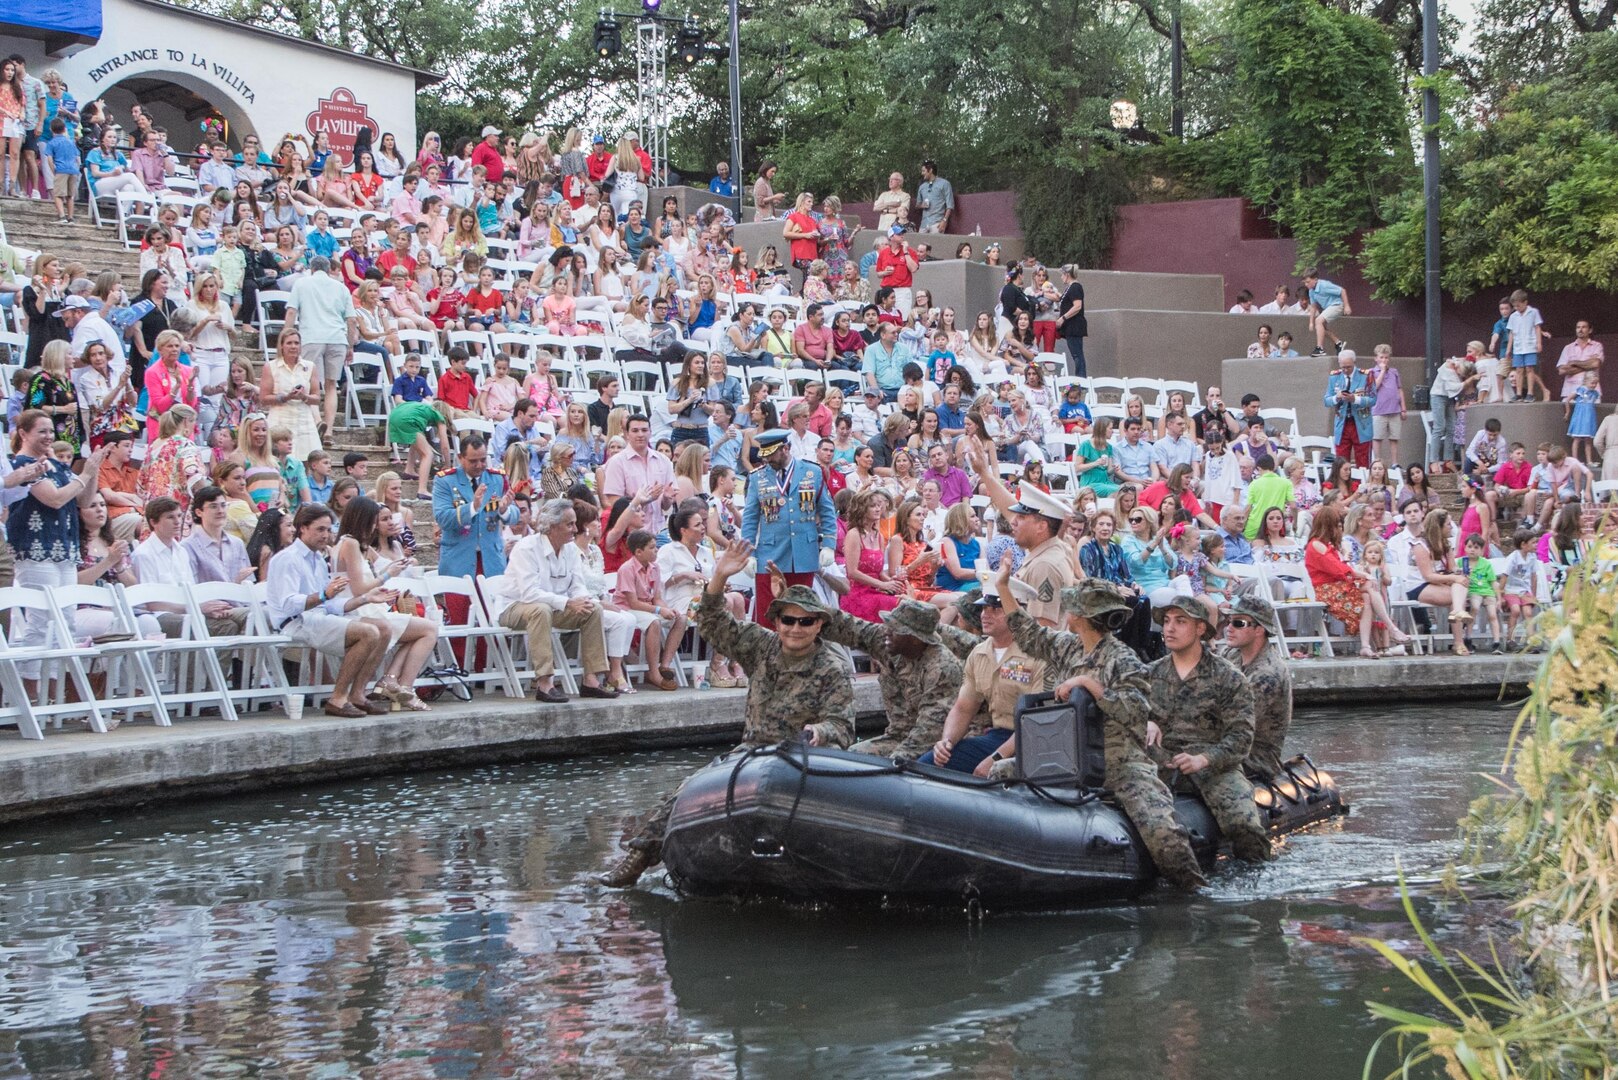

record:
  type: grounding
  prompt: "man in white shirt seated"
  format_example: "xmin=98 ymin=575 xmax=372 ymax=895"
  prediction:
xmin=265 ymin=504 xmax=398 ymax=719
xmin=129 ymin=496 xmax=244 ymax=637
xmin=497 ymin=498 xmax=621 ymax=703
xmin=850 ymin=388 xmax=885 ymax=441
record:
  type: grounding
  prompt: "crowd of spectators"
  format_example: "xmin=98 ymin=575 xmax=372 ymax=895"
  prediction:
xmin=2 ymin=96 xmax=1614 ymax=717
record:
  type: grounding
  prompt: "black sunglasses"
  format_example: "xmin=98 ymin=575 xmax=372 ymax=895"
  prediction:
xmin=1128 ymin=515 xmax=1145 ymax=524
xmin=1227 ymin=617 xmax=1256 ymax=629
xmin=777 ymin=614 xmax=822 ymax=628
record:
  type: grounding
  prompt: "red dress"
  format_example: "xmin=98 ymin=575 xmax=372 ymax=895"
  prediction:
xmin=1304 ymin=540 xmax=1365 ymax=634
xmin=841 ymin=536 xmax=902 ymax=622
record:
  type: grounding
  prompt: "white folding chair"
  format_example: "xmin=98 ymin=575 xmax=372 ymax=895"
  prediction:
xmin=0 ymin=586 xmax=115 ymax=734
xmin=423 ymin=573 xmax=523 ymax=697
xmin=477 ymin=573 xmax=582 ymax=695
xmin=116 ymin=190 xmax=156 ymax=249
xmin=48 ymin=586 xmax=174 ymax=729
xmin=180 ymin=580 xmax=298 ymax=715
xmin=256 ymin=290 xmax=292 ymax=357
xmin=117 ymin=582 xmax=243 ymax=721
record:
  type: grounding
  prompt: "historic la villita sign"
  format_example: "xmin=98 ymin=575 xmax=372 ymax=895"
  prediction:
xmin=306 ymin=88 xmax=380 ymax=168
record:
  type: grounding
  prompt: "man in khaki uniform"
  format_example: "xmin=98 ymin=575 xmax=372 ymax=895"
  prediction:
xmin=964 ymin=442 xmax=1078 ymax=627
xmin=920 ymin=591 xmax=1048 ymax=775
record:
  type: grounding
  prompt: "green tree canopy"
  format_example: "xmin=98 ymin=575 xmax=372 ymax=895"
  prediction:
xmin=1363 ymin=32 xmax=1618 ymax=300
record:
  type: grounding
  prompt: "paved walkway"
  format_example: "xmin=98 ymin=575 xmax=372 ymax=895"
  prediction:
xmin=0 ymin=654 xmax=1536 ymax=823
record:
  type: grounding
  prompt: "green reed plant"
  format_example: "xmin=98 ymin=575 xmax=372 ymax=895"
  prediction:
xmin=1362 ymin=562 xmax=1618 ymax=1079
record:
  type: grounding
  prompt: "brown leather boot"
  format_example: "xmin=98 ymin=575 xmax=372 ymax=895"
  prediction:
xmin=598 ymin=848 xmax=656 ymax=888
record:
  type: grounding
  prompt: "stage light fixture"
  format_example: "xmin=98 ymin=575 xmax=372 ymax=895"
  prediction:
xmin=675 ymin=21 xmax=703 ymax=65
xmin=594 ymin=14 xmax=622 ymax=58
xmin=642 ymin=0 xmax=662 ymax=11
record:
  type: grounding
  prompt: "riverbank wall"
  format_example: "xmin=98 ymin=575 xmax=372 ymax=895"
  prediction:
xmin=0 ymin=655 xmax=1535 ymax=825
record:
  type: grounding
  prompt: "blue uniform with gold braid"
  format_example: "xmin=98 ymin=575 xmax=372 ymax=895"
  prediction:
xmin=741 ymin=453 xmax=836 ymax=574
xmin=433 ymin=464 xmax=520 ymax=577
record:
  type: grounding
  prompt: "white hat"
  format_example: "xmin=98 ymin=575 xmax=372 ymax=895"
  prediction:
xmin=481 ymin=125 xmax=502 ymax=138
xmin=1009 ymin=486 xmax=1072 ymax=523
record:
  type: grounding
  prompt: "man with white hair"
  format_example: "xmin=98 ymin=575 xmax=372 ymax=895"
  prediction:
xmin=498 ymin=498 xmax=620 ymax=703
xmin=1323 ymin=348 xmax=1374 ymax=468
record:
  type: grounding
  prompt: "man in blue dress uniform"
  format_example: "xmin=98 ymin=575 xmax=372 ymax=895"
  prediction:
xmin=433 ymin=433 xmax=521 ymax=662
xmin=740 ymin=430 xmax=837 ymax=627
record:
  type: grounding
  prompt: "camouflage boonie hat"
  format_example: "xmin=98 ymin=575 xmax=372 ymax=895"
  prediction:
xmin=1154 ymin=593 xmax=1221 ymax=638
xmin=880 ymin=599 xmax=942 ymax=645
xmin=1227 ymin=592 xmax=1280 ymax=638
xmin=1061 ymin=579 xmax=1136 ymax=619
xmin=767 ymin=585 xmax=833 ymax=622
xmin=954 ymin=589 xmax=984 ymax=632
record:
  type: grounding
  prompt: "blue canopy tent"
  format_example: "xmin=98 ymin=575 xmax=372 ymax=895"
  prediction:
xmin=3 ymin=0 xmax=105 ymax=52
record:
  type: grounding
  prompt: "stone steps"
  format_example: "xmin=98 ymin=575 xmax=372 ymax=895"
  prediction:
xmin=1 ymin=196 xmax=146 ymax=287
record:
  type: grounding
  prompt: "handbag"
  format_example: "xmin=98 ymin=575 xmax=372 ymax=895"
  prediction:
xmin=416 ymin=663 xmax=473 ymax=702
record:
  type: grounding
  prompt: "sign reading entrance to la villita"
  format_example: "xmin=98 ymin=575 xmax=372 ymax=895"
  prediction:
xmin=86 ymin=49 xmax=256 ymax=104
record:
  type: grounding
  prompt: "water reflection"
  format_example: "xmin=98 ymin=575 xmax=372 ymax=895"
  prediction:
xmin=0 ymin=704 xmax=1515 ymax=1079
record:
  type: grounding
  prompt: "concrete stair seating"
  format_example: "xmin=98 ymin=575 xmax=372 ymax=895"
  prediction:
xmin=1221 ymin=355 xmax=1424 ymax=442
xmin=650 ymin=185 xmax=738 ymax=224
xmin=910 ymin=259 xmax=1010 ymax=326
xmin=1463 ymin=402 xmax=1616 ymax=466
xmin=0 ymin=200 xmax=146 ymax=289
xmin=1084 ymin=309 xmax=1395 ymax=390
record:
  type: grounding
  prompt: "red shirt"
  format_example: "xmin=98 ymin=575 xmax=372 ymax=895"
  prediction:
xmin=823 ymin=465 xmax=847 ymax=498
xmin=463 ymin=287 xmax=504 ymax=315
xmin=1139 ymin=481 xmax=1204 ymax=520
xmin=1494 ymin=460 xmax=1532 ymax=490
xmin=875 ymin=244 xmax=914 ymax=288
xmin=586 ymin=151 xmax=614 ymax=182
xmin=634 ymin=147 xmax=654 ymax=177
xmin=427 ymin=287 xmax=464 ymax=326
xmin=437 ymin=369 xmax=477 ymax=410
xmin=470 ymin=140 xmax=505 ymax=184
xmin=376 ymin=249 xmax=417 ymax=279
xmin=786 ymin=211 xmax=820 ymax=264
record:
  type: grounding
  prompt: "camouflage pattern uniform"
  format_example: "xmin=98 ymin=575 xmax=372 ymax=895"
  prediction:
xmin=939 ymin=622 xmax=983 ymax=663
xmin=1006 ymin=605 xmax=1205 ymax=890
xmin=620 ymin=589 xmax=855 ymax=864
xmin=1216 ymin=641 xmax=1293 ymax=781
xmin=1145 ymin=647 xmax=1271 ymax=862
xmin=824 ymin=608 xmax=964 ymax=760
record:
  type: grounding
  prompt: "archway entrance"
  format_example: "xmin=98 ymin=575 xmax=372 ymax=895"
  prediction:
xmin=98 ymin=70 xmax=254 ymax=157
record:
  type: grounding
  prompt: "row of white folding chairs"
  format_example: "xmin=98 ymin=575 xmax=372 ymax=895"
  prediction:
xmin=0 ymin=580 xmax=295 ymax=740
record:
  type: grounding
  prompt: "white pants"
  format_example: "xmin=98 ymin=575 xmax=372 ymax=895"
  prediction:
xmin=891 ymin=287 xmax=913 ymax=314
xmin=192 ymin=348 xmax=231 ymax=438
xmin=602 ymin=607 xmax=636 ymax=658
xmin=610 ymin=180 xmax=646 ymax=220
xmin=11 ymin=559 xmax=76 ymax=679
xmin=94 ymin=174 xmax=147 ymax=200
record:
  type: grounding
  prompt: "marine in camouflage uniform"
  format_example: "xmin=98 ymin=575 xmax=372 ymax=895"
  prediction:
xmin=1213 ymin=593 xmax=1293 ymax=781
xmin=827 ymin=600 xmax=964 ymax=760
xmin=1001 ymin=579 xmax=1205 ymax=890
xmin=600 ymin=584 xmax=855 ymax=887
xmin=1146 ymin=595 xmax=1271 ymax=863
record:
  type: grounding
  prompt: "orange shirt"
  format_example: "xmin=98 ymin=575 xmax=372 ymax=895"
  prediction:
xmin=99 ymin=461 xmax=143 ymax=519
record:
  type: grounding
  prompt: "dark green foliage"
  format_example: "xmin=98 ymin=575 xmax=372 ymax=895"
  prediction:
xmin=1364 ymin=33 xmax=1618 ymax=300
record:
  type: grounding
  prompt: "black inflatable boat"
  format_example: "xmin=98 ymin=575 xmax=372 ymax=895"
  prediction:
xmin=661 ymin=691 xmax=1348 ymax=908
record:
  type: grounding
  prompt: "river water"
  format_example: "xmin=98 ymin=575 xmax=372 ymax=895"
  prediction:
xmin=0 ymin=703 xmax=1517 ymax=1079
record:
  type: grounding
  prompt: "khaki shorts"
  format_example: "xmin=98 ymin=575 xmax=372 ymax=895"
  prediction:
xmin=1372 ymin=414 xmax=1401 ymax=439
xmin=301 ymin=341 xmax=348 ymax=383
xmin=52 ymin=172 xmax=79 ymax=199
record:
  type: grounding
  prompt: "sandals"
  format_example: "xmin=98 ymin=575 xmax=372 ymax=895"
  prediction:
xmin=398 ymin=693 xmax=431 ymax=712
xmin=1358 ymin=648 xmax=1379 ymax=660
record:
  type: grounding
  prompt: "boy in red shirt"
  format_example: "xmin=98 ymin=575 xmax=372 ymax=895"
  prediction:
xmin=434 ymin=346 xmax=480 ymax=424
xmin=1489 ymin=441 xmax=1534 ymax=524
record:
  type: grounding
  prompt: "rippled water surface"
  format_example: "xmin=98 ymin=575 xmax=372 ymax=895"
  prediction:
xmin=0 ymin=703 xmax=1517 ymax=1079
